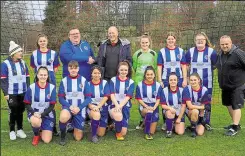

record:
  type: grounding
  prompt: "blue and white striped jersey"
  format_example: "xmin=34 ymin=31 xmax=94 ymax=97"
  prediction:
xmin=89 ymin=80 xmax=110 ymax=106
xmin=160 ymin=87 xmax=184 ymax=115
xmin=109 ymin=76 xmax=135 ymax=107
xmin=157 ymin=47 xmax=186 ymax=80
xmin=182 ymin=85 xmax=209 ymax=106
xmin=185 ymin=46 xmax=217 ymax=89
xmin=30 ymin=49 xmax=60 ymax=72
xmin=58 ymin=75 xmax=91 ymax=108
xmin=24 ymin=82 xmax=56 ymax=116
xmin=135 ymin=80 xmax=161 ymax=104
xmin=1 ymin=59 xmax=30 ymax=94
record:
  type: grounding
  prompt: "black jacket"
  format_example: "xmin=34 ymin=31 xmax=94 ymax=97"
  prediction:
xmin=216 ymin=45 xmax=245 ymax=90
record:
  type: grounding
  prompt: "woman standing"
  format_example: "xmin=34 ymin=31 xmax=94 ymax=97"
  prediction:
xmin=133 ymin=34 xmax=157 ymax=130
xmin=88 ymin=65 xmax=110 ymax=143
xmin=109 ymin=60 xmax=135 ymax=141
xmin=157 ymin=32 xmax=187 ymax=130
xmin=24 ymin=66 xmax=56 ymax=146
xmin=30 ymin=34 xmax=60 ymax=135
xmin=182 ymin=73 xmax=210 ymax=137
xmin=135 ymin=66 xmax=161 ymax=139
xmin=1 ymin=41 xmax=30 ymax=140
xmin=160 ymin=73 xmax=186 ymax=138
xmin=185 ymin=32 xmax=217 ymax=130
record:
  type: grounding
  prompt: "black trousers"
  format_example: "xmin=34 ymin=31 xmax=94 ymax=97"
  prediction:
xmin=7 ymin=94 xmax=25 ymax=132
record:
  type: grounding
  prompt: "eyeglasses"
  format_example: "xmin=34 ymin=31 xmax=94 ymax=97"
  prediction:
xmin=196 ymin=39 xmax=206 ymax=42
xmin=69 ymin=33 xmax=80 ymax=36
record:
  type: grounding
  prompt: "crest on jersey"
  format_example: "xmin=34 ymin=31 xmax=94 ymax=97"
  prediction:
xmin=72 ymin=92 xmax=78 ymax=97
xmin=50 ymin=122 xmax=54 ymax=128
xmin=48 ymin=59 xmax=54 ymax=63
xmin=125 ymin=87 xmax=129 ymax=91
xmin=155 ymin=113 xmax=159 ymax=118
xmin=170 ymin=62 xmax=177 ymax=66
xmin=177 ymin=54 xmax=181 ymax=59
xmin=84 ymin=46 xmax=88 ymax=51
xmin=47 ymin=94 xmax=51 ymax=99
xmin=80 ymin=83 xmax=83 ymax=88
xmin=153 ymin=91 xmax=157 ymax=96
xmin=101 ymin=90 xmax=104 ymax=95
xmin=9 ymin=99 xmax=13 ymax=104
xmin=204 ymin=55 xmax=208 ymax=60
xmin=22 ymin=67 xmax=26 ymax=74
xmin=199 ymin=98 xmax=202 ymax=102
xmin=179 ymin=98 xmax=182 ymax=102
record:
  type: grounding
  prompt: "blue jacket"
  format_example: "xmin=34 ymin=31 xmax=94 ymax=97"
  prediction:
xmin=59 ymin=40 xmax=95 ymax=81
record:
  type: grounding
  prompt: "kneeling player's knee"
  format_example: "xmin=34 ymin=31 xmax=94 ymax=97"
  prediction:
xmin=31 ymin=118 xmax=41 ymax=127
xmin=97 ymin=131 xmax=105 ymax=137
xmin=74 ymin=134 xmax=83 ymax=141
xmin=197 ymin=130 xmax=204 ymax=136
xmin=92 ymin=112 xmax=101 ymax=120
xmin=176 ymin=129 xmax=185 ymax=135
xmin=59 ymin=113 xmax=70 ymax=123
xmin=113 ymin=113 xmax=123 ymax=121
xmin=42 ymin=137 xmax=52 ymax=144
xmin=191 ymin=110 xmax=199 ymax=121
xmin=166 ymin=111 xmax=174 ymax=118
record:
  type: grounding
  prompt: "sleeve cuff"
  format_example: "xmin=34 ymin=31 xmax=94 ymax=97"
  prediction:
xmin=24 ymin=100 xmax=31 ymax=104
xmin=50 ymin=101 xmax=56 ymax=105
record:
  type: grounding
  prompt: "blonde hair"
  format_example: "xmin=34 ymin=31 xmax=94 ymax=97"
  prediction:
xmin=195 ymin=32 xmax=215 ymax=48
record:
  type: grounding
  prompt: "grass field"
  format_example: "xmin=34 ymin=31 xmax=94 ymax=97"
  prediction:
xmin=1 ymin=54 xmax=245 ymax=156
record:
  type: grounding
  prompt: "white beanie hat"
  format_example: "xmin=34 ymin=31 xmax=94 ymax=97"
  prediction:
xmin=9 ymin=41 xmax=23 ymax=56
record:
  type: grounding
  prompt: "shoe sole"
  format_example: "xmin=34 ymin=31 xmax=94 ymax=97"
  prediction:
xmin=226 ymin=131 xmax=238 ymax=136
xmin=16 ymin=134 xmax=27 ymax=139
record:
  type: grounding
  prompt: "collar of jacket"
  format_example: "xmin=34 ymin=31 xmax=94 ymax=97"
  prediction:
xmin=101 ymin=38 xmax=130 ymax=46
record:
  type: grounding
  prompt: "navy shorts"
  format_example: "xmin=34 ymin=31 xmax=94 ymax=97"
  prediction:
xmin=139 ymin=103 xmax=159 ymax=122
xmin=62 ymin=106 xmax=86 ymax=130
xmin=109 ymin=105 xmax=130 ymax=128
xmin=162 ymin=109 xmax=185 ymax=122
xmin=87 ymin=105 xmax=108 ymax=128
xmin=28 ymin=111 xmax=55 ymax=131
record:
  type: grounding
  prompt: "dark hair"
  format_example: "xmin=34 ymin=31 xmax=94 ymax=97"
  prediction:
xmin=117 ymin=60 xmax=132 ymax=78
xmin=36 ymin=34 xmax=48 ymax=49
xmin=190 ymin=72 xmax=202 ymax=86
xmin=143 ymin=66 xmax=156 ymax=81
xmin=91 ymin=65 xmax=103 ymax=79
xmin=34 ymin=66 xmax=50 ymax=83
xmin=167 ymin=72 xmax=178 ymax=90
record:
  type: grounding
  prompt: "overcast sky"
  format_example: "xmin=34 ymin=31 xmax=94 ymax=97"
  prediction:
xmin=27 ymin=1 xmax=47 ymax=21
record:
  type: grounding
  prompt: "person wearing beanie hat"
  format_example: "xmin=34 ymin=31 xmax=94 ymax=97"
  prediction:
xmin=1 ymin=41 xmax=30 ymax=140
xmin=30 ymin=34 xmax=60 ymax=136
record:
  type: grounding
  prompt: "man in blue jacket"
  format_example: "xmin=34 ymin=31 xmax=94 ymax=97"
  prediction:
xmin=96 ymin=26 xmax=132 ymax=81
xmin=59 ymin=28 xmax=95 ymax=132
xmin=60 ymin=28 xmax=95 ymax=81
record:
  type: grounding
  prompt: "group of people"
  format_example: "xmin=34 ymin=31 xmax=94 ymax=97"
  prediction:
xmin=1 ymin=26 xmax=244 ymax=146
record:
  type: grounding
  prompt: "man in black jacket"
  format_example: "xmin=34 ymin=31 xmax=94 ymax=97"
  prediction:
xmin=216 ymin=35 xmax=245 ymax=136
